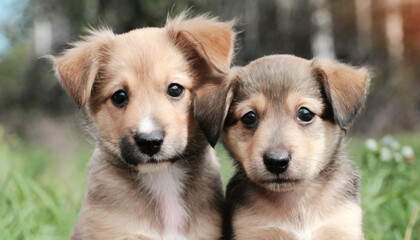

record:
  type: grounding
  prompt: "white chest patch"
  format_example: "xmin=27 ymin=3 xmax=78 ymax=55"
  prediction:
xmin=292 ymin=228 xmax=312 ymax=240
xmin=142 ymin=165 xmax=188 ymax=236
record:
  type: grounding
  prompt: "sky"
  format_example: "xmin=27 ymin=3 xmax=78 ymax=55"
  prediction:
xmin=0 ymin=0 xmax=27 ymax=55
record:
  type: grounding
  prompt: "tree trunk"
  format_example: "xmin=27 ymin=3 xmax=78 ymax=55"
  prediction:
xmin=243 ymin=0 xmax=260 ymax=61
xmin=355 ymin=0 xmax=373 ymax=56
xmin=310 ymin=0 xmax=335 ymax=59
xmin=385 ymin=0 xmax=404 ymax=67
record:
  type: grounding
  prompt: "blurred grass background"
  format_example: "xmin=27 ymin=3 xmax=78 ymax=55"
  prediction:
xmin=1 ymin=126 xmax=419 ymax=240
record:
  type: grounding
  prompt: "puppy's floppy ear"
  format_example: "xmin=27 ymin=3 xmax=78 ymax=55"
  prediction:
xmin=50 ymin=28 xmax=114 ymax=107
xmin=312 ymin=59 xmax=371 ymax=129
xmin=166 ymin=12 xmax=235 ymax=74
xmin=193 ymin=79 xmax=234 ymax=147
xmin=167 ymin=13 xmax=236 ymax=147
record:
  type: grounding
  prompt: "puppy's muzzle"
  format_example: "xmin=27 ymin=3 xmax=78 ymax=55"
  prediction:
xmin=134 ymin=131 xmax=164 ymax=156
xmin=263 ymin=152 xmax=290 ymax=174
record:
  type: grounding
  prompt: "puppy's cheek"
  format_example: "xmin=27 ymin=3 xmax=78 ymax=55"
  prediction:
xmin=241 ymin=158 xmax=254 ymax=179
xmin=248 ymin=158 xmax=268 ymax=183
xmin=284 ymin=125 xmax=317 ymax=180
xmin=225 ymin=126 xmax=266 ymax=181
xmin=240 ymin=145 xmax=266 ymax=183
xmin=158 ymin=101 xmax=190 ymax=156
xmin=249 ymin=131 xmax=271 ymax=179
xmin=225 ymin=128 xmax=245 ymax=159
xmin=307 ymin=128 xmax=329 ymax=177
xmin=162 ymin=135 xmax=187 ymax=156
xmin=94 ymin=110 xmax=123 ymax=147
xmin=225 ymin=130 xmax=252 ymax=177
xmin=164 ymin=124 xmax=189 ymax=155
xmin=286 ymin=150 xmax=308 ymax=180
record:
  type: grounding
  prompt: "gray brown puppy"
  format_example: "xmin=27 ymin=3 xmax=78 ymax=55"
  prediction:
xmin=51 ymin=13 xmax=235 ymax=240
xmin=222 ymin=55 xmax=370 ymax=240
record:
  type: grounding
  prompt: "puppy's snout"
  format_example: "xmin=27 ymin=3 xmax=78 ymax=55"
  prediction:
xmin=135 ymin=131 xmax=164 ymax=156
xmin=263 ymin=152 xmax=290 ymax=174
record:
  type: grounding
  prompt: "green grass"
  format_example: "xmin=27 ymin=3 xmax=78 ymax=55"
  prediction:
xmin=1 ymin=129 xmax=419 ymax=239
xmin=348 ymin=134 xmax=420 ymax=240
xmin=0 ymin=132 xmax=90 ymax=240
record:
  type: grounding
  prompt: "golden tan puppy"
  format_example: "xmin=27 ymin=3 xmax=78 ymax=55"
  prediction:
xmin=222 ymin=55 xmax=370 ymax=240
xmin=51 ymin=13 xmax=235 ymax=240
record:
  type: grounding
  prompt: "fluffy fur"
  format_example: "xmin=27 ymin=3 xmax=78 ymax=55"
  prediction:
xmin=222 ymin=55 xmax=370 ymax=240
xmin=51 ymin=13 xmax=235 ymax=239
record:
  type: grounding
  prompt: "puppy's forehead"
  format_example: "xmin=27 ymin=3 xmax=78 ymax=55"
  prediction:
xmin=108 ymin=28 xmax=190 ymax=81
xmin=236 ymin=55 xmax=320 ymax=100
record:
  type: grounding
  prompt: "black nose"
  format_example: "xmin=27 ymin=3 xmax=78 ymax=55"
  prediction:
xmin=263 ymin=152 xmax=290 ymax=174
xmin=134 ymin=131 xmax=164 ymax=156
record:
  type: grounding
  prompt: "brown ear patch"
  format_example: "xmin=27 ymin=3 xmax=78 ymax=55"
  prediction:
xmin=50 ymin=28 xmax=114 ymax=107
xmin=312 ymin=59 xmax=371 ymax=129
xmin=166 ymin=13 xmax=235 ymax=74
xmin=194 ymin=81 xmax=232 ymax=147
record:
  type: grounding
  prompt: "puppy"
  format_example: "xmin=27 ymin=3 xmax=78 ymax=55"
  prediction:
xmin=51 ymin=13 xmax=235 ymax=240
xmin=222 ymin=55 xmax=370 ymax=240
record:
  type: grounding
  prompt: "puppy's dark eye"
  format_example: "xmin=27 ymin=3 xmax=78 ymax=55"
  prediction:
xmin=241 ymin=111 xmax=258 ymax=128
xmin=111 ymin=90 xmax=128 ymax=108
xmin=167 ymin=83 xmax=184 ymax=98
xmin=297 ymin=107 xmax=315 ymax=124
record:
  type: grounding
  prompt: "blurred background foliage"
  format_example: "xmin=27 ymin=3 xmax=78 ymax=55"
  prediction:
xmin=0 ymin=0 xmax=419 ymax=239
xmin=1 ymin=0 xmax=420 ymax=137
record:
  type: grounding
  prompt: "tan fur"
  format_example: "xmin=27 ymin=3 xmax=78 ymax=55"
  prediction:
xmin=223 ymin=55 xmax=370 ymax=239
xmin=53 ymin=28 xmax=115 ymax=107
xmin=312 ymin=58 xmax=371 ymax=129
xmin=166 ymin=13 xmax=235 ymax=74
xmin=73 ymin=149 xmax=223 ymax=240
xmin=51 ymin=13 xmax=235 ymax=240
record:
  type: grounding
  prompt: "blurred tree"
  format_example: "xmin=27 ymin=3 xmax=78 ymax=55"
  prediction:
xmin=310 ymin=0 xmax=336 ymax=58
xmin=385 ymin=0 xmax=404 ymax=68
xmin=0 ymin=0 xmax=419 ymax=137
xmin=243 ymin=0 xmax=260 ymax=60
xmin=355 ymin=0 xmax=373 ymax=57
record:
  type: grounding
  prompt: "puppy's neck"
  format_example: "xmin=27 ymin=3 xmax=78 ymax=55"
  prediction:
xmin=140 ymin=164 xmax=188 ymax=235
xmin=98 ymin=145 xmax=212 ymax=234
